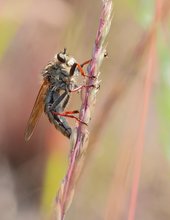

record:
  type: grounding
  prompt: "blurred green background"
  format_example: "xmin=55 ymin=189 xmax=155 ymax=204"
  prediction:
xmin=0 ymin=0 xmax=170 ymax=220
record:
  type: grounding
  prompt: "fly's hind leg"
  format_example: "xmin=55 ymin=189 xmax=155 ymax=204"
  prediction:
xmin=45 ymin=90 xmax=87 ymax=139
xmin=52 ymin=111 xmax=87 ymax=125
xmin=52 ymin=93 xmax=87 ymax=126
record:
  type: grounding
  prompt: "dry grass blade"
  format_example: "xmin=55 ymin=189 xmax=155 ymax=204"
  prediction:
xmin=52 ymin=1 xmax=113 ymax=220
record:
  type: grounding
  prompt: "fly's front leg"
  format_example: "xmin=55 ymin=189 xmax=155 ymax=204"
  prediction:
xmin=70 ymin=52 xmax=107 ymax=77
xmin=70 ymin=60 xmax=95 ymax=79
xmin=76 ymin=63 xmax=96 ymax=78
xmin=80 ymin=59 xmax=92 ymax=68
xmin=76 ymin=53 xmax=107 ymax=77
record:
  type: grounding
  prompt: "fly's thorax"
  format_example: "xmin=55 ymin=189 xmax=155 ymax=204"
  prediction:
xmin=42 ymin=62 xmax=67 ymax=82
xmin=42 ymin=60 xmax=59 ymax=77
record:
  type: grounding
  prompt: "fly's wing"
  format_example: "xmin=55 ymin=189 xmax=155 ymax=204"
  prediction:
xmin=24 ymin=80 xmax=49 ymax=142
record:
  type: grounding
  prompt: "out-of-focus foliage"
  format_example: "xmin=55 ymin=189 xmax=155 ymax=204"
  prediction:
xmin=0 ymin=21 xmax=17 ymax=58
xmin=157 ymin=31 xmax=170 ymax=157
xmin=41 ymin=151 xmax=67 ymax=213
xmin=137 ymin=0 xmax=155 ymax=26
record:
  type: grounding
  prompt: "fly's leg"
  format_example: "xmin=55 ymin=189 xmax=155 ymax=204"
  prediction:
xmin=70 ymin=53 xmax=107 ymax=77
xmin=80 ymin=52 xmax=108 ymax=67
xmin=63 ymin=110 xmax=79 ymax=114
xmin=80 ymin=59 xmax=92 ymax=67
xmin=62 ymin=93 xmax=70 ymax=109
xmin=76 ymin=63 xmax=96 ymax=78
xmin=50 ymin=90 xmax=68 ymax=111
xmin=69 ymin=84 xmax=97 ymax=93
xmin=70 ymin=60 xmax=95 ymax=79
xmin=52 ymin=92 xmax=87 ymax=126
xmin=70 ymin=59 xmax=91 ymax=76
xmin=78 ymin=53 xmax=108 ymax=75
xmin=52 ymin=111 xmax=87 ymax=125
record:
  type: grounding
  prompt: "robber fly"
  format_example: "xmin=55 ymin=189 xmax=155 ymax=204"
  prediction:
xmin=24 ymin=48 xmax=92 ymax=141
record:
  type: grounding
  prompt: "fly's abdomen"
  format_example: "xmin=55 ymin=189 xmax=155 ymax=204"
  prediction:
xmin=44 ymin=89 xmax=72 ymax=138
xmin=52 ymin=114 xmax=72 ymax=138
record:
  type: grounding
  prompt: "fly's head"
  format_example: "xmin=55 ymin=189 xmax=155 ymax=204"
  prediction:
xmin=55 ymin=48 xmax=76 ymax=69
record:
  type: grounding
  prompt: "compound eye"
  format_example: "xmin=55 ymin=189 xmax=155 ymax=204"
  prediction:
xmin=57 ymin=53 xmax=65 ymax=63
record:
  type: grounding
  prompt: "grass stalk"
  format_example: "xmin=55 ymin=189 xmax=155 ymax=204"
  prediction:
xmin=53 ymin=1 xmax=112 ymax=219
